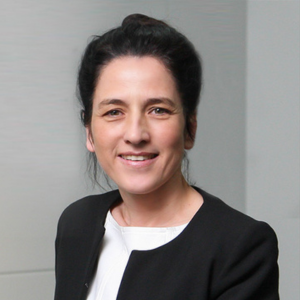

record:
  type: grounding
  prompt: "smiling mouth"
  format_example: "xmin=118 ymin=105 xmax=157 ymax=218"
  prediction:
xmin=120 ymin=154 xmax=158 ymax=161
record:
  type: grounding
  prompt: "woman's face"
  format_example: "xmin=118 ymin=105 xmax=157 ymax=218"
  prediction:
xmin=86 ymin=56 xmax=195 ymax=196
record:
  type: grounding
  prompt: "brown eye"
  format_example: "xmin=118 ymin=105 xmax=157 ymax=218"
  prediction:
xmin=152 ymin=107 xmax=170 ymax=115
xmin=107 ymin=110 xmax=122 ymax=116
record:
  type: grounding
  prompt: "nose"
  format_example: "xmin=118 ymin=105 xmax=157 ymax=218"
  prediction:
xmin=123 ymin=114 xmax=150 ymax=145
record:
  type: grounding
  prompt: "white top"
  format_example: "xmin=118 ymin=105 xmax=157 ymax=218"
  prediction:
xmin=87 ymin=211 xmax=188 ymax=300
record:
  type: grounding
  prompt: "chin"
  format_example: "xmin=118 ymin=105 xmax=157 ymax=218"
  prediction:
xmin=117 ymin=178 xmax=165 ymax=196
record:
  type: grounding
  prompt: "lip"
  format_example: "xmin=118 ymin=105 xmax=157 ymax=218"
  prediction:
xmin=118 ymin=152 xmax=158 ymax=167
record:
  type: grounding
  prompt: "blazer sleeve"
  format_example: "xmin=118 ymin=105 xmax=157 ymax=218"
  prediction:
xmin=212 ymin=221 xmax=279 ymax=300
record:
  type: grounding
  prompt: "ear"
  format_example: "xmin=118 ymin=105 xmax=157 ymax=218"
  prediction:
xmin=184 ymin=114 xmax=197 ymax=150
xmin=86 ymin=127 xmax=95 ymax=152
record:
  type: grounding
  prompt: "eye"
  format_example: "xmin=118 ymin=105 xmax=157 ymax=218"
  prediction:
xmin=151 ymin=107 xmax=170 ymax=115
xmin=106 ymin=109 xmax=122 ymax=116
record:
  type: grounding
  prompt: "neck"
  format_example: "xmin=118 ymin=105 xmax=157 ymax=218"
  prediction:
xmin=112 ymin=175 xmax=203 ymax=227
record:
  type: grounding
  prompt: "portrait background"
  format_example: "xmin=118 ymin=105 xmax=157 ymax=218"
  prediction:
xmin=0 ymin=1 xmax=298 ymax=299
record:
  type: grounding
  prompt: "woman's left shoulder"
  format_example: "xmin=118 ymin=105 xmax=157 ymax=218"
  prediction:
xmin=193 ymin=187 xmax=278 ymax=245
xmin=193 ymin=188 xmax=279 ymax=299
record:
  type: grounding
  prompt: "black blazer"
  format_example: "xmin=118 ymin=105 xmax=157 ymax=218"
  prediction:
xmin=55 ymin=188 xmax=279 ymax=300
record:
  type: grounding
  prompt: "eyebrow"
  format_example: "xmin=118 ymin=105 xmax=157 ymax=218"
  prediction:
xmin=146 ymin=97 xmax=176 ymax=108
xmin=97 ymin=99 xmax=124 ymax=108
xmin=97 ymin=97 xmax=176 ymax=109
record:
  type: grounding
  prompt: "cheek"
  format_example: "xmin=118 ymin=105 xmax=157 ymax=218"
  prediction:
xmin=88 ymin=123 xmax=106 ymax=152
xmin=155 ymin=121 xmax=186 ymax=149
xmin=90 ymin=122 xmax=122 ymax=160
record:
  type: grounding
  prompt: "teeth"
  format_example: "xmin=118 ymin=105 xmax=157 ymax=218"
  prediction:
xmin=121 ymin=155 xmax=156 ymax=161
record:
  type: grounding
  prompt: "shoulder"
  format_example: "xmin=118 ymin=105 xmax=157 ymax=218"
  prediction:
xmin=192 ymin=187 xmax=278 ymax=252
xmin=192 ymin=188 xmax=279 ymax=298
xmin=57 ymin=189 xmax=121 ymax=234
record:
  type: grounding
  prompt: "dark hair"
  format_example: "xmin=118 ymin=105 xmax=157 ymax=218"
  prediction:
xmin=77 ymin=13 xmax=202 ymax=186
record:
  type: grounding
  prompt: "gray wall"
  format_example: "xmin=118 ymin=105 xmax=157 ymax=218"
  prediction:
xmin=0 ymin=1 xmax=298 ymax=299
xmin=246 ymin=1 xmax=299 ymax=299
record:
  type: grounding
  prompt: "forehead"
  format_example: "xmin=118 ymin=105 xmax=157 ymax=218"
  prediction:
xmin=94 ymin=56 xmax=179 ymax=100
xmin=100 ymin=56 xmax=172 ymax=79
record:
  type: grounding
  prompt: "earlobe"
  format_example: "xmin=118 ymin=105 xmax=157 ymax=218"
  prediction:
xmin=86 ymin=127 xmax=95 ymax=152
xmin=184 ymin=114 xmax=197 ymax=150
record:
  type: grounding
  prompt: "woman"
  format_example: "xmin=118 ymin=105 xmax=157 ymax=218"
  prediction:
xmin=55 ymin=14 xmax=279 ymax=300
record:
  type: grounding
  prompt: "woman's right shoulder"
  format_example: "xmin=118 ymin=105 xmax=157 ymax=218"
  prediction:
xmin=57 ymin=189 xmax=121 ymax=230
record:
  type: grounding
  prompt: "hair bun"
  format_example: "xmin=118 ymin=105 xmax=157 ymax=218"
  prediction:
xmin=122 ymin=13 xmax=166 ymax=28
